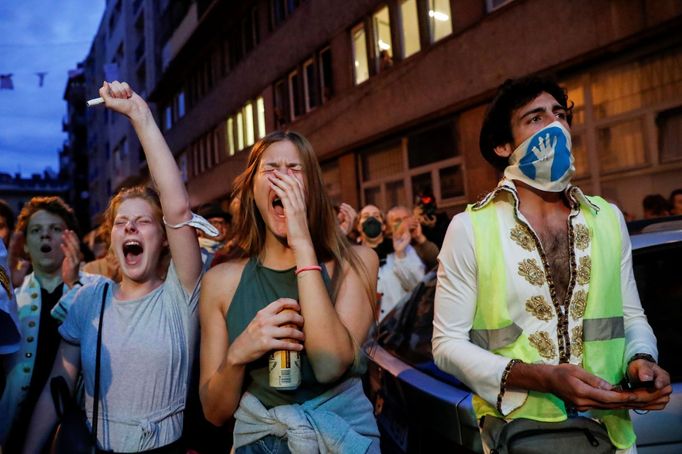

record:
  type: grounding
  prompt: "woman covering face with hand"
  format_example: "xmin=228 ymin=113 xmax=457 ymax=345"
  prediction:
xmin=22 ymin=81 xmax=216 ymax=453
xmin=199 ymin=131 xmax=381 ymax=453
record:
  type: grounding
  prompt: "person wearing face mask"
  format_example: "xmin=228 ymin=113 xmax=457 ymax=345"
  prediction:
xmin=432 ymin=76 xmax=671 ymax=453
xmin=356 ymin=205 xmax=393 ymax=265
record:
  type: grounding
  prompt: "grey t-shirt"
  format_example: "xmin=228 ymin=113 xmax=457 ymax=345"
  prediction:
xmin=59 ymin=262 xmax=200 ymax=451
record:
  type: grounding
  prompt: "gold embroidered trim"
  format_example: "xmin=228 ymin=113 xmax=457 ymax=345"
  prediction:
xmin=525 ymin=296 xmax=553 ymax=321
xmin=576 ymin=256 xmax=591 ymax=286
xmin=0 ymin=266 xmax=10 ymax=299
xmin=529 ymin=331 xmax=557 ymax=360
xmin=571 ymin=326 xmax=584 ymax=357
xmin=518 ymin=258 xmax=545 ymax=287
xmin=574 ymin=224 xmax=590 ymax=251
xmin=570 ymin=290 xmax=587 ymax=320
xmin=511 ymin=224 xmax=535 ymax=251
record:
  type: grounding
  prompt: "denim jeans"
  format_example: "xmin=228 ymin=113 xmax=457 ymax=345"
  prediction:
xmin=235 ymin=435 xmax=291 ymax=454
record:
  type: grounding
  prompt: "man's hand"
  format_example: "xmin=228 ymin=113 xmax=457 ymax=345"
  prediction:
xmin=60 ymin=230 xmax=83 ymax=288
xmin=392 ymin=230 xmax=411 ymax=259
xmin=624 ymin=359 xmax=673 ymax=410
xmin=337 ymin=203 xmax=357 ymax=237
xmin=542 ymin=363 xmax=637 ymax=411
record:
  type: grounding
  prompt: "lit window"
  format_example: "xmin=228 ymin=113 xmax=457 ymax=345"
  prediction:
xmin=373 ymin=6 xmax=393 ymax=72
xmin=428 ymin=0 xmax=452 ymax=43
xmin=256 ymin=97 xmax=266 ymax=139
xmin=352 ymin=23 xmax=369 ymax=85
xmin=226 ymin=117 xmax=235 ymax=156
xmin=400 ymin=0 xmax=420 ymax=58
xmin=597 ymin=118 xmax=646 ymax=173
xmin=244 ymin=102 xmax=255 ymax=146
xmin=236 ymin=111 xmax=244 ymax=150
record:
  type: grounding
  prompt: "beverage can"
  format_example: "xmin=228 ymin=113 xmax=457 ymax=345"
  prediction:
xmin=269 ymin=348 xmax=301 ymax=390
xmin=268 ymin=308 xmax=302 ymax=390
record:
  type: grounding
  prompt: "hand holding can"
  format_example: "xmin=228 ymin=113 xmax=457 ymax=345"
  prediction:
xmin=269 ymin=308 xmax=303 ymax=390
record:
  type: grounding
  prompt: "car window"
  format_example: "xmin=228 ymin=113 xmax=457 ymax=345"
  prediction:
xmin=632 ymin=242 xmax=682 ymax=381
xmin=378 ymin=274 xmax=437 ymax=366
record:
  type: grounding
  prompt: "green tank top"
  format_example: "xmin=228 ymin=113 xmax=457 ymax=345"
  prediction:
xmin=227 ymin=256 xmax=356 ymax=408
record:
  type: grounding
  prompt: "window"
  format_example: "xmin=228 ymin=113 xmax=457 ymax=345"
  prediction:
xmin=236 ymin=111 xmax=244 ymax=150
xmin=242 ymin=7 xmax=259 ymax=55
xmin=303 ymin=59 xmax=320 ymax=112
xmin=274 ymin=79 xmax=289 ymax=127
xmin=213 ymin=127 xmax=222 ymax=165
xmin=273 ymin=46 xmax=332 ymax=126
xmin=373 ymin=6 xmax=393 ymax=72
xmin=633 ymin=242 xmax=682 ymax=381
xmin=177 ymin=91 xmax=186 ymax=118
xmin=591 ymin=50 xmax=682 ymax=120
xmin=288 ymin=70 xmax=303 ymax=119
xmin=164 ymin=105 xmax=172 ymax=130
xmin=243 ymin=102 xmax=255 ymax=146
xmin=319 ymin=47 xmax=333 ymax=102
xmin=226 ymin=117 xmax=235 ymax=156
xmin=256 ymin=97 xmax=266 ymax=139
xmin=360 ymin=120 xmax=465 ymax=209
xmin=399 ymin=0 xmax=420 ymax=58
xmin=486 ymin=0 xmax=515 ymax=12
xmin=597 ymin=118 xmax=646 ymax=173
xmin=270 ymin=0 xmax=302 ymax=29
xmin=407 ymin=122 xmax=458 ymax=168
xmin=352 ymin=23 xmax=369 ymax=85
xmin=657 ymin=106 xmax=682 ymax=163
xmin=428 ymin=0 xmax=452 ymax=43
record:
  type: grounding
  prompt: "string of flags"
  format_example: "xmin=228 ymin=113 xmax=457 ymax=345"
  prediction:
xmin=0 ymin=72 xmax=50 ymax=90
xmin=0 ymin=64 xmax=120 ymax=90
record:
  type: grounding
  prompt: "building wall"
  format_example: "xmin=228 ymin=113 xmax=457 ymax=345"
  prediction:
xmin=83 ymin=0 xmax=160 ymax=225
xmin=152 ymin=0 xmax=682 ymax=217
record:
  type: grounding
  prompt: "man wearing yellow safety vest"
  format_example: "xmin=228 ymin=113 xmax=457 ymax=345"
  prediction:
xmin=432 ymin=76 xmax=672 ymax=453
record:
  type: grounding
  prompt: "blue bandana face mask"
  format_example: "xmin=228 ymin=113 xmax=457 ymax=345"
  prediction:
xmin=503 ymin=120 xmax=575 ymax=192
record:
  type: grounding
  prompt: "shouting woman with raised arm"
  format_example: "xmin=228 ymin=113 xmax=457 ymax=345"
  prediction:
xmin=22 ymin=81 xmax=215 ymax=453
xmin=199 ymin=131 xmax=380 ymax=453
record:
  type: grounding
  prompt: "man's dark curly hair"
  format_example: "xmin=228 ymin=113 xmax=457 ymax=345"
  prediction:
xmin=479 ymin=76 xmax=574 ymax=172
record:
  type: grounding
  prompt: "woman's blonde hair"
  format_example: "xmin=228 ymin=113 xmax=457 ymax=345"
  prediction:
xmin=231 ymin=130 xmax=376 ymax=309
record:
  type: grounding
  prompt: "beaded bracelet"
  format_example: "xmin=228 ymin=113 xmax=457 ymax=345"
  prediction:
xmin=295 ymin=265 xmax=322 ymax=276
xmin=496 ymin=358 xmax=522 ymax=414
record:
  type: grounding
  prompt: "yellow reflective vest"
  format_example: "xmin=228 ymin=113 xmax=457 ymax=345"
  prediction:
xmin=467 ymin=195 xmax=635 ymax=449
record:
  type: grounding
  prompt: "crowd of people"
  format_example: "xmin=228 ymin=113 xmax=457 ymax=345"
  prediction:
xmin=0 ymin=75 xmax=675 ymax=454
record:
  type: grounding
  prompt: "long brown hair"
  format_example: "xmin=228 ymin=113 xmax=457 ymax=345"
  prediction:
xmin=231 ymin=131 xmax=376 ymax=309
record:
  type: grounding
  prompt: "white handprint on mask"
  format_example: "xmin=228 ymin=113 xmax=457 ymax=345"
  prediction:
xmin=530 ymin=132 xmax=558 ymax=183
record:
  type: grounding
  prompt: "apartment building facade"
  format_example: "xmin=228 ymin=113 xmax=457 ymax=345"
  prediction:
xmin=148 ymin=0 xmax=682 ymax=218
xmin=81 ymin=0 xmax=161 ymax=224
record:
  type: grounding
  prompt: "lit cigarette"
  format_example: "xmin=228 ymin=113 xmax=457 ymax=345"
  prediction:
xmin=86 ymin=97 xmax=105 ymax=107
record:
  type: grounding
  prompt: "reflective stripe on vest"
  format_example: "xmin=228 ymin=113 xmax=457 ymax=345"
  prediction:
xmin=466 ymin=195 xmax=635 ymax=449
